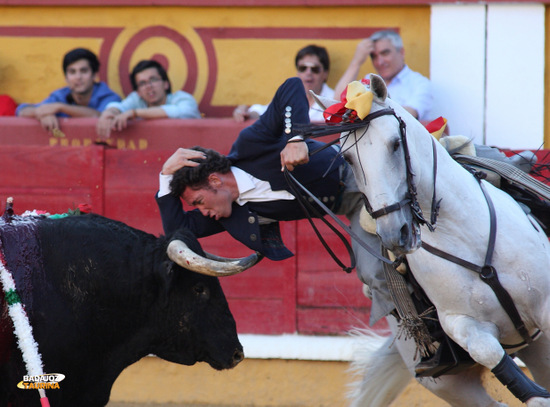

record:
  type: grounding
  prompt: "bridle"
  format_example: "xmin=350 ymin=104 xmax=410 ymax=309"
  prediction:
xmin=340 ymin=107 xmax=440 ymax=231
xmin=285 ymin=107 xmax=440 ymax=271
xmin=348 ymin=108 xmax=535 ymax=346
xmin=295 ymin=105 xmax=536 ymax=347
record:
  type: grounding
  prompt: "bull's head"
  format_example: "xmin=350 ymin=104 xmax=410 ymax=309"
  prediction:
xmin=167 ymin=239 xmax=263 ymax=277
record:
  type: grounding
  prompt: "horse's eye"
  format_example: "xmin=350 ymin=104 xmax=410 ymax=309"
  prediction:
xmin=392 ymin=139 xmax=401 ymax=152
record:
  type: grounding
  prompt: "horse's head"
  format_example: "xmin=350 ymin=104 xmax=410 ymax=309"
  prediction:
xmin=313 ymin=74 xmax=423 ymax=255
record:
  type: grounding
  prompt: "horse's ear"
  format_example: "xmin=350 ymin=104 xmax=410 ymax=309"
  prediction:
xmin=369 ymin=74 xmax=387 ymax=102
xmin=309 ymin=89 xmax=340 ymax=110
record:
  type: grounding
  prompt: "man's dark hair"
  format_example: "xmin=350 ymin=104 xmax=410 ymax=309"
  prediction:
xmin=63 ymin=48 xmax=100 ymax=75
xmin=170 ymin=146 xmax=232 ymax=197
xmin=295 ymin=44 xmax=330 ymax=72
xmin=130 ymin=60 xmax=172 ymax=93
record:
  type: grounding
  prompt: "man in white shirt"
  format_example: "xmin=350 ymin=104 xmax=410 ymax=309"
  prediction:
xmin=333 ymin=30 xmax=433 ymax=122
xmin=96 ymin=60 xmax=201 ymax=139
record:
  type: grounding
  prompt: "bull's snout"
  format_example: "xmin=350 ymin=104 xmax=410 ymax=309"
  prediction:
xmin=231 ymin=348 xmax=244 ymax=367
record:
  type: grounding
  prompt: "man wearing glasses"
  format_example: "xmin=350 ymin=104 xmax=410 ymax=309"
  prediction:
xmin=96 ymin=60 xmax=201 ymax=140
xmin=233 ymin=45 xmax=334 ymax=123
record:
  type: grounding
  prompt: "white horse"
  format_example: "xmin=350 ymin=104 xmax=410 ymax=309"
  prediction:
xmin=311 ymin=75 xmax=550 ymax=406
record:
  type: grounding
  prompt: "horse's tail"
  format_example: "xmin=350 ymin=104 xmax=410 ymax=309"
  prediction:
xmin=347 ymin=329 xmax=412 ymax=407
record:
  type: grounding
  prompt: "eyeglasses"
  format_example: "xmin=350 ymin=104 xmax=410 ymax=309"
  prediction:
xmin=297 ymin=65 xmax=322 ymax=74
xmin=136 ymin=76 xmax=163 ymax=89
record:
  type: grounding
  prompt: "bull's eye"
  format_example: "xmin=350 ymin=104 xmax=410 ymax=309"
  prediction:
xmin=193 ymin=283 xmax=209 ymax=299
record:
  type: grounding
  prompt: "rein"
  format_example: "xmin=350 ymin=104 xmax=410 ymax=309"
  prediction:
xmin=283 ymin=108 xmax=416 ymax=273
xmin=283 ymin=168 xmax=398 ymax=269
xmin=282 ymin=168 xmax=356 ymax=273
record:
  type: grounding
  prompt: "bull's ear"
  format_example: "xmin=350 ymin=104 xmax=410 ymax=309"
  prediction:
xmin=370 ymin=74 xmax=387 ymax=102
xmin=309 ymin=89 xmax=340 ymax=111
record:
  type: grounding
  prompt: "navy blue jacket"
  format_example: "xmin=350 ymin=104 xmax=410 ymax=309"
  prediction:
xmin=157 ymin=77 xmax=345 ymax=260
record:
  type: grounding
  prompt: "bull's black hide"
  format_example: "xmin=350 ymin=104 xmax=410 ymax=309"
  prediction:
xmin=0 ymin=214 xmax=243 ymax=407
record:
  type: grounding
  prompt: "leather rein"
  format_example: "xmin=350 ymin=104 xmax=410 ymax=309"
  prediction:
xmin=289 ymin=107 xmax=535 ymax=347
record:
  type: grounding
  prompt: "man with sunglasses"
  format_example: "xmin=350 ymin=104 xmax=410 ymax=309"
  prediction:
xmin=96 ymin=60 xmax=201 ymax=140
xmin=233 ymin=45 xmax=334 ymax=123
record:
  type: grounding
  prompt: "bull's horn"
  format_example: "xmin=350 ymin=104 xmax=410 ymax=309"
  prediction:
xmin=167 ymin=240 xmax=263 ymax=276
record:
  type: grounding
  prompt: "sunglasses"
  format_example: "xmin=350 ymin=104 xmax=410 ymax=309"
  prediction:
xmin=297 ymin=65 xmax=322 ymax=74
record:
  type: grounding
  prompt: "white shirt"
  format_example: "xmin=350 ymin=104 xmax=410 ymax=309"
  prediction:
xmin=231 ymin=166 xmax=295 ymax=205
xmin=366 ymin=65 xmax=433 ymax=121
xmin=249 ymin=82 xmax=334 ymax=122
xmin=106 ymin=90 xmax=202 ymax=119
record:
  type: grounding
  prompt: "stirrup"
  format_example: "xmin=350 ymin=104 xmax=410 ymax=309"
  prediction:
xmin=415 ymin=334 xmax=475 ymax=378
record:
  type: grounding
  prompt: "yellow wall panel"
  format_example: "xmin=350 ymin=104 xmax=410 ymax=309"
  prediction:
xmin=0 ymin=5 xmax=430 ymax=117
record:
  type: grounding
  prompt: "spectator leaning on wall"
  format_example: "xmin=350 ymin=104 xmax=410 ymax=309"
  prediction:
xmin=96 ymin=60 xmax=201 ymax=140
xmin=16 ymin=48 xmax=121 ymax=134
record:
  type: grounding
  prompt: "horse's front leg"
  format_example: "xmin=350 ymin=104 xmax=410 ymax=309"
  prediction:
xmin=442 ymin=314 xmax=550 ymax=406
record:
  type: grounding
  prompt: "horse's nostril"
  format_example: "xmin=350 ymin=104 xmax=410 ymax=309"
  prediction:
xmin=400 ymin=223 xmax=410 ymax=245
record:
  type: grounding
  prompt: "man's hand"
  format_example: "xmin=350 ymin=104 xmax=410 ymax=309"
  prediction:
xmin=280 ymin=141 xmax=309 ymax=171
xmin=162 ymin=148 xmax=207 ymax=175
xmin=333 ymin=38 xmax=375 ymax=99
xmin=233 ymin=105 xmax=260 ymax=123
xmin=111 ymin=110 xmax=134 ymax=132
xmin=38 ymin=114 xmax=59 ymax=133
xmin=96 ymin=109 xmax=118 ymax=140
xmin=353 ymin=39 xmax=375 ymax=65
xmin=233 ymin=105 xmax=249 ymax=122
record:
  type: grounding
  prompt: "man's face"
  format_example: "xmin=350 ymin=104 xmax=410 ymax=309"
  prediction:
xmin=296 ymin=54 xmax=328 ymax=96
xmin=371 ymin=38 xmax=405 ymax=83
xmin=65 ymin=59 xmax=96 ymax=95
xmin=135 ymin=67 xmax=169 ymax=107
xmin=182 ymin=179 xmax=234 ymax=220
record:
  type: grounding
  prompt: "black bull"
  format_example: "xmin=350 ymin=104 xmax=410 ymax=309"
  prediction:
xmin=0 ymin=214 xmax=244 ymax=407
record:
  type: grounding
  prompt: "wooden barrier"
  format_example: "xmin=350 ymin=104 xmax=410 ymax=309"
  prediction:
xmin=6 ymin=118 xmax=545 ymax=336
xmin=0 ymin=117 xmax=381 ymax=335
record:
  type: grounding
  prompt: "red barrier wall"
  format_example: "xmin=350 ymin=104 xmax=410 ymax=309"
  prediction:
xmin=0 ymin=117 xmax=382 ymax=335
